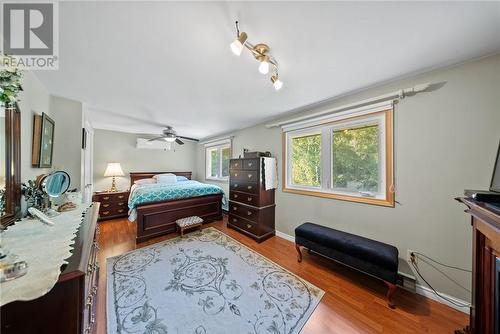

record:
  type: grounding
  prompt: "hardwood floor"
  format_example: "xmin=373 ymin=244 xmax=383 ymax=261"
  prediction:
xmin=96 ymin=216 xmax=468 ymax=334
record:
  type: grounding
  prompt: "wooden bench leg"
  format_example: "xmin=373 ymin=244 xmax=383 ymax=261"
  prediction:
xmin=384 ymin=281 xmax=397 ymax=309
xmin=295 ymin=244 xmax=302 ymax=262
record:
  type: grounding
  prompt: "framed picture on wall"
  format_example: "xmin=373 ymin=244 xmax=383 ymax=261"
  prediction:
xmin=32 ymin=112 xmax=55 ymax=168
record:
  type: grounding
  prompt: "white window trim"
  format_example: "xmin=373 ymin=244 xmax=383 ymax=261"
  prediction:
xmin=283 ymin=104 xmax=394 ymax=207
xmin=205 ymin=141 xmax=231 ymax=182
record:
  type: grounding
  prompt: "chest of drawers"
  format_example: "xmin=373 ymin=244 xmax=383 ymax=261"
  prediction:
xmin=92 ymin=190 xmax=129 ymax=220
xmin=227 ymin=158 xmax=275 ymax=242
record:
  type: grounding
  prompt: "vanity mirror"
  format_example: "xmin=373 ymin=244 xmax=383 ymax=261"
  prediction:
xmin=39 ymin=171 xmax=71 ymax=198
xmin=0 ymin=104 xmax=21 ymax=228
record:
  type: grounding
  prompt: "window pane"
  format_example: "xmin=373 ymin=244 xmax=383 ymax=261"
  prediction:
xmin=291 ymin=134 xmax=321 ymax=187
xmin=210 ymin=149 xmax=219 ymax=177
xmin=332 ymin=124 xmax=379 ymax=193
xmin=221 ymin=147 xmax=230 ymax=177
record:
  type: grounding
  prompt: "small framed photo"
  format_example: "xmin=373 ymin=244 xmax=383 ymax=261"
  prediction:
xmin=32 ymin=112 xmax=55 ymax=168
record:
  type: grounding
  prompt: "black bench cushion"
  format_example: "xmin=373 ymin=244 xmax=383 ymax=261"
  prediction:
xmin=295 ymin=222 xmax=398 ymax=273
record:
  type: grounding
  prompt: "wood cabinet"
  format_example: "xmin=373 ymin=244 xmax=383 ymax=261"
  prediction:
xmin=92 ymin=190 xmax=129 ymax=220
xmin=228 ymin=158 xmax=275 ymax=242
xmin=457 ymin=198 xmax=500 ymax=334
xmin=1 ymin=203 xmax=100 ymax=334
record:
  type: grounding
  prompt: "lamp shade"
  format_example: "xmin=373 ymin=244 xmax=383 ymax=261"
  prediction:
xmin=104 ymin=162 xmax=124 ymax=177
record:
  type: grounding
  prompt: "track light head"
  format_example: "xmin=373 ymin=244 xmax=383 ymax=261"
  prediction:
xmin=271 ymin=74 xmax=283 ymax=90
xmin=258 ymin=55 xmax=270 ymax=74
xmin=230 ymin=32 xmax=247 ymax=56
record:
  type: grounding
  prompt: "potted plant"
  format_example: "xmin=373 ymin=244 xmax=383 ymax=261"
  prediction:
xmin=0 ymin=55 xmax=22 ymax=108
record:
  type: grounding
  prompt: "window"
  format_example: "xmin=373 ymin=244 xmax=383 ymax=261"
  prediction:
xmin=206 ymin=142 xmax=231 ymax=181
xmin=290 ymin=133 xmax=321 ymax=187
xmin=284 ymin=107 xmax=394 ymax=206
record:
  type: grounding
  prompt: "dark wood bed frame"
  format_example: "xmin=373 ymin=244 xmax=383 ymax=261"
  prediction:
xmin=130 ymin=172 xmax=223 ymax=243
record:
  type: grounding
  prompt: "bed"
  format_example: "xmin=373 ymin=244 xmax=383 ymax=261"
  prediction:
xmin=129 ymin=172 xmax=224 ymax=243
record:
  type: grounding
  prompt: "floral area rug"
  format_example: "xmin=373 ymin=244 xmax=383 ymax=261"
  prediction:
xmin=107 ymin=227 xmax=324 ymax=334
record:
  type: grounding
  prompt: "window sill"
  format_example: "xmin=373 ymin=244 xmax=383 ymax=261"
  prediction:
xmin=282 ymin=187 xmax=394 ymax=207
xmin=205 ymin=177 xmax=229 ymax=183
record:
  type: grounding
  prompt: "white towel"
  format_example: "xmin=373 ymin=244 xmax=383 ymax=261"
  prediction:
xmin=263 ymin=157 xmax=278 ymax=190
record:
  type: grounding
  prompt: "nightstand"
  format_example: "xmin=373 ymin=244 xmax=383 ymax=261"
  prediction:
xmin=92 ymin=190 xmax=130 ymax=221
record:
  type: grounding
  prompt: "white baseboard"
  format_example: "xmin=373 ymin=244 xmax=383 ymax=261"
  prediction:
xmin=415 ymin=284 xmax=470 ymax=313
xmin=273 ymin=229 xmax=470 ymax=314
xmin=275 ymin=230 xmax=295 ymax=242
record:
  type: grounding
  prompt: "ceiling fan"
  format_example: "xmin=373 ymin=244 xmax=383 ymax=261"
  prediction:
xmin=148 ymin=126 xmax=198 ymax=145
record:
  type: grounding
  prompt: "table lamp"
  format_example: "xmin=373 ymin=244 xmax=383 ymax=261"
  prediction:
xmin=104 ymin=162 xmax=124 ymax=192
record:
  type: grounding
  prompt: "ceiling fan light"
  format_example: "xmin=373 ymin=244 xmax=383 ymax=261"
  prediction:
xmin=271 ymin=75 xmax=283 ymax=90
xmin=164 ymin=137 xmax=176 ymax=142
xmin=230 ymin=32 xmax=247 ymax=56
xmin=258 ymin=57 xmax=270 ymax=74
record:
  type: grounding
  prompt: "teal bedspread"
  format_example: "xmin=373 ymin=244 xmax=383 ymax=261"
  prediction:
xmin=128 ymin=180 xmax=225 ymax=210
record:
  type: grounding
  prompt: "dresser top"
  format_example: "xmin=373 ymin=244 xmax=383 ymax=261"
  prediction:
xmin=94 ymin=190 xmax=130 ymax=195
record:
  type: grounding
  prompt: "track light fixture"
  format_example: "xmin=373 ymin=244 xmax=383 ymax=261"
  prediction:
xmin=230 ymin=21 xmax=283 ymax=90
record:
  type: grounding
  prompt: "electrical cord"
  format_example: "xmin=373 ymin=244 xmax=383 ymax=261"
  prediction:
xmin=410 ymin=260 xmax=471 ymax=308
xmin=412 ymin=252 xmax=472 ymax=273
xmin=418 ymin=257 xmax=471 ymax=293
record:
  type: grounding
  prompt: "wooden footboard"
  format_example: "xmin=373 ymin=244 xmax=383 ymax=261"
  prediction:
xmin=135 ymin=194 xmax=223 ymax=243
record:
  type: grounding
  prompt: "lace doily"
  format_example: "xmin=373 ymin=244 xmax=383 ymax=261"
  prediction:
xmin=0 ymin=203 xmax=92 ymax=306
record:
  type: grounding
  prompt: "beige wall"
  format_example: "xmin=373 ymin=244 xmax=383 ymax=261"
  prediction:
xmin=15 ymin=73 xmax=83 ymax=213
xmin=50 ymin=95 xmax=83 ymax=190
xmin=93 ymin=129 xmax=198 ymax=192
xmin=18 ymin=71 xmax=53 ymax=182
xmin=196 ymin=54 xmax=500 ymax=302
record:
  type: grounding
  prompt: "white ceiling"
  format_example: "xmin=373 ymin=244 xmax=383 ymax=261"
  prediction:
xmin=35 ymin=1 xmax=500 ymax=139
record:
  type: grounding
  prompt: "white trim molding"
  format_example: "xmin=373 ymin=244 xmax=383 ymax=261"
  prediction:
xmin=200 ymin=135 xmax=234 ymax=147
xmin=415 ymin=284 xmax=470 ymax=314
xmin=282 ymin=101 xmax=393 ymax=132
xmin=266 ymin=83 xmax=432 ymax=129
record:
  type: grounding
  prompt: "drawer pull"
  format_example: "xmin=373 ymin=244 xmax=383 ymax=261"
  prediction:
xmin=232 ymin=218 xmax=237 ymax=222
xmin=247 ymin=185 xmax=252 ymax=190
xmin=234 ymin=184 xmax=238 ymax=188
xmin=118 ymin=202 xmax=125 ymax=206
xmin=102 ymin=204 xmax=110 ymax=208
xmin=118 ymin=209 xmax=125 ymax=213
xmin=248 ymin=174 xmax=252 ymax=178
xmin=247 ymin=211 xmax=252 ymax=216
xmin=233 ymin=207 xmax=237 ymax=211
xmin=235 ymin=163 xmax=239 ymax=167
xmin=234 ymin=194 xmax=239 ymax=198
xmin=247 ymin=197 xmax=252 ymax=202
xmin=234 ymin=173 xmax=238 ymax=177
xmin=102 ymin=211 xmax=110 ymax=215
xmin=246 ymin=224 xmax=252 ymax=229
xmin=118 ymin=195 xmax=125 ymax=199
xmin=103 ymin=196 xmax=109 ymax=200
xmin=248 ymin=162 xmax=253 ymax=167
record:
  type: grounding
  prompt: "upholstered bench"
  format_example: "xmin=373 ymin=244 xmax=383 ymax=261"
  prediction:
xmin=295 ymin=222 xmax=399 ymax=308
xmin=176 ymin=216 xmax=203 ymax=236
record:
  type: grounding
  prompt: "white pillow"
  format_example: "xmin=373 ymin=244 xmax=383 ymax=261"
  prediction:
xmin=154 ymin=173 xmax=177 ymax=184
xmin=153 ymin=173 xmax=175 ymax=179
xmin=134 ymin=178 xmax=156 ymax=185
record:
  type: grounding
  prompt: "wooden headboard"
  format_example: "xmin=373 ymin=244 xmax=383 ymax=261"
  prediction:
xmin=130 ymin=172 xmax=192 ymax=184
